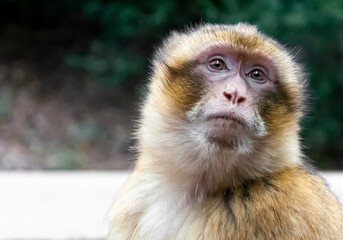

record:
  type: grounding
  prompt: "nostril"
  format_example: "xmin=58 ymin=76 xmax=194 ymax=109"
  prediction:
xmin=237 ymin=96 xmax=246 ymax=104
xmin=223 ymin=91 xmax=232 ymax=101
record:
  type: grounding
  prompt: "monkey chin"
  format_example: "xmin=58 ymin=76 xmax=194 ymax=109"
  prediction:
xmin=204 ymin=118 xmax=252 ymax=149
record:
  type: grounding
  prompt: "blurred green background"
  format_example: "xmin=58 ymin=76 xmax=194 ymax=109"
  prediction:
xmin=0 ymin=0 xmax=342 ymax=170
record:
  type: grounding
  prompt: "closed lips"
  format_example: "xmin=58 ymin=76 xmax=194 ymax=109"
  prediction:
xmin=205 ymin=113 xmax=247 ymax=127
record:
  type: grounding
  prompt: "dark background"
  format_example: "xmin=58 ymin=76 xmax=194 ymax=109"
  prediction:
xmin=0 ymin=0 xmax=342 ymax=170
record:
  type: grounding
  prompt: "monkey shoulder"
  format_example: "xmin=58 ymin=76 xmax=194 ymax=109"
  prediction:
xmin=206 ymin=166 xmax=343 ymax=239
xmin=108 ymin=171 xmax=154 ymax=239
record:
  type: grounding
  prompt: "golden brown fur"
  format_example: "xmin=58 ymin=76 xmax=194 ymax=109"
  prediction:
xmin=108 ymin=23 xmax=343 ymax=239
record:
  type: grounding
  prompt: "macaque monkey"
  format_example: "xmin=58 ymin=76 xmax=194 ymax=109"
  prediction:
xmin=109 ymin=23 xmax=343 ymax=239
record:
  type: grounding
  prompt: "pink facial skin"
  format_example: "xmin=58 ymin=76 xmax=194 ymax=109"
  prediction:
xmin=191 ymin=44 xmax=279 ymax=145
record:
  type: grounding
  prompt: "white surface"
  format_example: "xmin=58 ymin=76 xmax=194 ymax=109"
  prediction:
xmin=0 ymin=171 xmax=130 ymax=240
xmin=0 ymin=171 xmax=342 ymax=240
xmin=322 ymin=172 xmax=343 ymax=203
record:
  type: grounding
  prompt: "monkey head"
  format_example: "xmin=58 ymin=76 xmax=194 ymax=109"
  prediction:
xmin=137 ymin=23 xmax=306 ymax=188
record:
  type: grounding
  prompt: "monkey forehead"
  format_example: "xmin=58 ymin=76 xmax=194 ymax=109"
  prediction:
xmin=159 ymin=24 xmax=284 ymax=61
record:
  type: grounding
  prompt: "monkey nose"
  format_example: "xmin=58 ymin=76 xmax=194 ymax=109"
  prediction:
xmin=223 ymin=90 xmax=246 ymax=105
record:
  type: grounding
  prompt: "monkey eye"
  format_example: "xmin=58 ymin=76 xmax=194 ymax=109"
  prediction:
xmin=247 ymin=69 xmax=267 ymax=82
xmin=209 ymin=59 xmax=228 ymax=71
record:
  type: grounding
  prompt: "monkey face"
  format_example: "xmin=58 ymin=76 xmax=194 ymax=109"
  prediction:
xmin=185 ymin=45 xmax=280 ymax=148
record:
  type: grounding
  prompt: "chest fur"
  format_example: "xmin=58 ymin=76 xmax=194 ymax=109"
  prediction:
xmin=111 ymin=167 xmax=343 ymax=240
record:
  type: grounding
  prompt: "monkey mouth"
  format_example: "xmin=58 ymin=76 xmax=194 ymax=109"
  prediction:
xmin=205 ymin=113 xmax=248 ymax=129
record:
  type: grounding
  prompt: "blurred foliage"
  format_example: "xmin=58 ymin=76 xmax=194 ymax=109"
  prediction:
xmin=0 ymin=0 xmax=342 ymax=168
